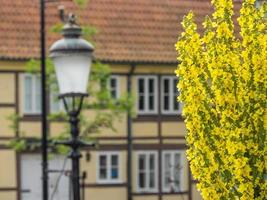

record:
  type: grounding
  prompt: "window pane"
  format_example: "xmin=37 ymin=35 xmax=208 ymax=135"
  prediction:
xmin=149 ymin=154 xmax=155 ymax=171
xmin=110 ymin=78 xmax=116 ymax=88
xmin=149 ymin=172 xmax=155 ymax=188
xmin=139 ymin=155 xmax=145 ymax=170
xmin=51 ymin=98 xmax=60 ymax=112
xmin=111 ymin=155 xmax=118 ymax=166
xmin=110 ymin=78 xmax=117 ymax=98
xmin=35 ymin=76 xmax=41 ymax=112
xmin=111 ymin=90 xmax=117 ymax=99
xmin=164 ymin=79 xmax=169 ymax=93
xmin=138 ymin=79 xmax=144 ymax=93
xmin=100 ymin=155 xmax=107 ymax=166
xmin=149 ymin=154 xmax=155 ymax=188
xmin=163 ymin=78 xmax=170 ymax=111
xmin=148 ymin=79 xmax=154 ymax=93
xmin=164 ymin=96 xmax=169 ymax=110
xmin=139 ymin=95 xmax=144 ymax=110
xmin=174 ymin=154 xmax=181 ymax=168
xmin=174 ymin=154 xmax=181 ymax=191
xmin=173 ymin=79 xmax=179 ymax=110
xmin=164 ymin=154 xmax=171 ymax=189
xmin=139 ymin=172 xmax=145 ymax=188
xmin=164 ymin=154 xmax=171 ymax=168
xmin=100 ymin=168 xmax=107 ymax=179
xmin=164 ymin=171 xmax=171 ymax=189
xmin=173 ymin=79 xmax=177 ymax=94
xmin=111 ymin=167 xmax=118 ymax=179
xmin=174 ymin=172 xmax=180 ymax=191
xmin=138 ymin=79 xmax=145 ymax=111
xmin=50 ymin=88 xmax=61 ymax=112
xmin=24 ymin=76 xmax=32 ymax=111
xmin=138 ymin=154 xmax=146 ymax=189
xmin=99 ymin=155 xmax=107 ymax=180
xmin=149 ymin=95 xmax=154 ymax=110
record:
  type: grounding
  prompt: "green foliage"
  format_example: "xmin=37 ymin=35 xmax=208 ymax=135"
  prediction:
xmin=50 ymin=24 xmax=64 ymax=33
xmin=7 ymin=113 xmax=20 ymax=135
xmin=26 ymin=58 xmax=54 ymax=75
xmin=74 ymin=0 xmax=89 ymax=8
xmin=82 ymin=26 xmax=98 ymax=43
xmin=47 ymin=112 xmax=68 ymax=121
xmin=50 ymin=24 xmax=97 ymax=45
xmin=9 ymin=139 xmax=27 ymax=152
xmin=53 ymin=144 xmax=69 ymax=155
xmin=26 ymin=58 xmax=56 ymax=87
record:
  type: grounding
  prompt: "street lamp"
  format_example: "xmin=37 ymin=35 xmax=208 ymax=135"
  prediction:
xmin=49 ymin=14 xmax=94 ymax=200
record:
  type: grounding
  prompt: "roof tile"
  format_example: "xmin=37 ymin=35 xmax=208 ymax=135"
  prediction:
xmin=0 ymin=0 xmax=241 ymax=63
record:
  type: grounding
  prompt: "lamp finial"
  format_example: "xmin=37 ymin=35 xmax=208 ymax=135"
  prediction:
xmin=68 ymin=13 xmax=77 ymax=25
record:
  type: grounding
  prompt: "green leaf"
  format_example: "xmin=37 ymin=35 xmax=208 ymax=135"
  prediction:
xmin=74 ymin=0 xmax=89 ymax=8
xmin=50 ymin=23 xmax=64 ymax=33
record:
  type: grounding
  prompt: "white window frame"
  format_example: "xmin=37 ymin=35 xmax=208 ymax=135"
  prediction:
xmin=96 ymin=151 xmax=121 ymax=184
xmin=136 ymin=76 xmax=158 ymax=114
xmin=23 ymin=73 xmax=41 ymax=114
xmin=161 ymin=76 xmax=182 ymax=115
xmin=109 ymin=75 xmax=120 ymax=99
xmin=162 ymin=150 xmax=185 ymax=193
xmin=136 ymin=151 xmax=158 ymax=193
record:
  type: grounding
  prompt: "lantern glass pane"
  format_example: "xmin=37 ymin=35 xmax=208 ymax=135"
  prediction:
xmin=53 ymin=55 xmax=91 ymax=95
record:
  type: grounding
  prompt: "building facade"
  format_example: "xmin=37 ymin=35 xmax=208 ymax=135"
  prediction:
xmin=0 ymin=0 xmax=244 ymax=199
xmin=0 ymin=62 xmax=203 ymax=200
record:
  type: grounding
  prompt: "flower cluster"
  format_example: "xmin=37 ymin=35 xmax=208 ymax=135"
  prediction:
xmin=175 ymin=0 xmax=267 ymax=199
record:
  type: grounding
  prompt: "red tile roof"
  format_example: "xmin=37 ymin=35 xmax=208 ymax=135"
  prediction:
xmin=0 ymin=0 xmax=241 ymax=64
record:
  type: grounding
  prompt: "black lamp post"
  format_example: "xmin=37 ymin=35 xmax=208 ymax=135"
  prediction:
xmin=49 ymin=14 xmax=94 ymax=200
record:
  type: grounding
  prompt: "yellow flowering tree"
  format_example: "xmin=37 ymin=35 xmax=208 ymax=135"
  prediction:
xmin=175 ymin=0 xmax=266 ymax=199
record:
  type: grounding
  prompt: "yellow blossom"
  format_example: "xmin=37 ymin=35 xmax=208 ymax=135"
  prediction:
xmin=175 ymin=0 xmax=267 ymax=199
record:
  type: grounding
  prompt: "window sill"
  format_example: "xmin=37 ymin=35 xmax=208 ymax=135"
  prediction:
xmin=162 ymin=191 xmax=188 ymax=195
xmin=133 ymin=191 xmax=159 ymax=195
xmin=21 ymin=113 xmax=68 ymax=122
xmin=133 ymin=191 xmax=188 ymax=195
xmin=21 ymin=114 xmax=41 ymax=121
xmin=133 ymin=114 xmax=183 ymax=122
xmin=94 ymin=181 xmax=125 ymax=186
xmin=48 ymin=114 xmax=68 ymax=122
xmin=82 ymin=182 xmax=126 ymax=188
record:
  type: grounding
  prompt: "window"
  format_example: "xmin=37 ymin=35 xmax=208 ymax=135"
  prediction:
xmin=162 ymin=151 xmax=184 ymax=192
xmin=161 ymin=76 xmax=181 ymax=114
xmin=50 ymin=85 xmax=64 ymax=113
xmin=137 ymin=151 xmax=158 ymax=192
xmin=24 ymin=74 xmax=41 ymax=114
xmin=97 ymin=152 xmax=120 ymax=183
xmin=137 ymin=76 xmax=158 ymax=114
xmin=109 ymin=76 xmax=119 ymax=99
